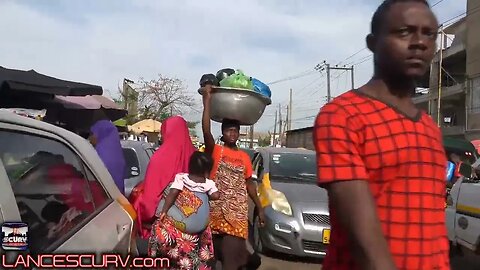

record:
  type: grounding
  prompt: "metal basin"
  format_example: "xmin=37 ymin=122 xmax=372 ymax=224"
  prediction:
xmin=198 ymin=87 xmax=272 ymax=125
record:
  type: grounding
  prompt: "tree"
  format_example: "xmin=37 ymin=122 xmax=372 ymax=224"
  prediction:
xmin=258 ymin=134 xmax=271 ymax=147
xmin=137 ymin=74 xmax=195 ymax=121
xmin=187 ymin=121 xmax=199 ymax=137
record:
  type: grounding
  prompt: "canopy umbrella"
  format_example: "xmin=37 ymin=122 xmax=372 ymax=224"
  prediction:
xmin=130 ymin=119 xmax=162 ymax=134
xmin=113 ymin=118 xmax=127 ymax=127
xmin=43 ymin=95 xmax=127 ymax=131
xmin=113 ymin=118 xmax=128 ymax=133
xmin=0 ymin=66 xmax=103 ymax=97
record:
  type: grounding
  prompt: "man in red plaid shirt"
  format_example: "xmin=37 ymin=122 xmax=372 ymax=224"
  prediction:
xmin=314 ymin=0 xmax=449 ymax=269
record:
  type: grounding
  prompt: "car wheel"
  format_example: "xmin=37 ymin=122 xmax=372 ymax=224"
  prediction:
xmin=253 ymin=214 xmax=264 ymax=254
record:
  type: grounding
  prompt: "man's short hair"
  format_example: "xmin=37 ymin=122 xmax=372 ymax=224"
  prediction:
xmin=371 ymin=0 xmax=430 ymax=35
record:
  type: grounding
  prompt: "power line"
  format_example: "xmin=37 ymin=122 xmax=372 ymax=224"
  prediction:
xmin=279 ymin=1 xmax=478 ymax=127
xmin=441 ymin=3 xmax=480 ymax=27
xmin=266 ymin=69 xmax=317 ymax=85
xmin=336 ymin=48 xmax=367 ymax=66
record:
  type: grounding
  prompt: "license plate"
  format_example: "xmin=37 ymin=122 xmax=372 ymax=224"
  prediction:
xmin=322 ymin=229 xmax=331 ymax=244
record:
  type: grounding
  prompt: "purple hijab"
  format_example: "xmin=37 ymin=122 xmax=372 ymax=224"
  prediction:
xmin=90 ymin=120 xmax=126 ymax=194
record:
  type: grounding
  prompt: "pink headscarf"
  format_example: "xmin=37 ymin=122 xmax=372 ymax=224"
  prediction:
xmin=133 ymin=116 xmax=195 ymax=238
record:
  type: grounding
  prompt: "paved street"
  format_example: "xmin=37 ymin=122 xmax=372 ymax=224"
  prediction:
xmin=256 ymin=252 xmax=322 ymax=270
xmin=256 ymin=251 xmax=480 ymax=270
xmin=139 ymin=239 xmax=480 ymax=269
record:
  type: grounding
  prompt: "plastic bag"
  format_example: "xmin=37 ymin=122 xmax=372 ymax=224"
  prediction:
xmin=219 ymin=70 xmax=253 ymax=90
xmin=199 ymin=73 xmax=219 ymax=87
xmin=252 ymin=78 xmax=271 ymax=98
xmin=216 ymin=68 xmax=235 ymax=82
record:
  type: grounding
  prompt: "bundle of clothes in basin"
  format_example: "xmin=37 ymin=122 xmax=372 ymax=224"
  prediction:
xmin=200 ymin=68 xmax=271 ymax=98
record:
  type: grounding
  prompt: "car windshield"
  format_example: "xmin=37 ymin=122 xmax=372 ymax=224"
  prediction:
xmin=269 ymin=152 xmax=317 ymax=183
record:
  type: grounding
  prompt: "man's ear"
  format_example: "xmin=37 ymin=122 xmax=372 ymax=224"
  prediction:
xmin=366 ymin=34 xmax=376 ymax=53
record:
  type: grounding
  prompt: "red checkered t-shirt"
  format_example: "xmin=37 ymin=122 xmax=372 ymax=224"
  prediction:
xmin=314 ymin=90 xmax=449 ymax=270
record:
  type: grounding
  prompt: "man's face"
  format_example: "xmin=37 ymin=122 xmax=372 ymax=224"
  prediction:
xmin=374 ymin=2 xmax=439 ymax=79
xmin=222 ymin=127 xmax=239 ymax=145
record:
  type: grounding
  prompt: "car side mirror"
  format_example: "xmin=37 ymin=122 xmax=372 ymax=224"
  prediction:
xmin=459 ymin=163 xmax=473 ymax=178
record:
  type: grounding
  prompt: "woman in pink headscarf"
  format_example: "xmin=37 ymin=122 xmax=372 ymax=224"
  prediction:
xmin=132 ymin=116 xmax=214 ymax=269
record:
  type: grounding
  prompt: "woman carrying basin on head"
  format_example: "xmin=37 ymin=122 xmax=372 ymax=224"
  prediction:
xmin=201 ymin=84 xmax=265 ymax=270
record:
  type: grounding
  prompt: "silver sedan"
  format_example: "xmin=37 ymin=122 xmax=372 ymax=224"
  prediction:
xmin=248 ymin=147 xmax=330 ymax=258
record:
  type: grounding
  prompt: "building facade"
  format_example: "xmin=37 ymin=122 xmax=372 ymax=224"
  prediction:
xmin=413 ymin=0 xmax=480 ymax=140
xmin=285 ymin=127 xmax=315 ymax=150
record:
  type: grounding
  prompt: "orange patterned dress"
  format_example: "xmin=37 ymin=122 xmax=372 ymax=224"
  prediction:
xmin=209 ymin=145 xmax=253 ymax=239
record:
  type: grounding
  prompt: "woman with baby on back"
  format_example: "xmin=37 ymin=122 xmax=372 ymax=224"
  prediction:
xmin=152 ymin=151 xmax=219 ymax=269
xmin=133 ymin=116 xmax=218 ymax=270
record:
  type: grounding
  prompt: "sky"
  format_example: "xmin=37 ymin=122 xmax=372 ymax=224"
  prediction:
xmin=0 ymin=0 xmax=468 ymax=139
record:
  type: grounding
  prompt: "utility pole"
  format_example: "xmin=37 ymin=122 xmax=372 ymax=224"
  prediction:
xmin=350 ymin=65 xmax=355 ymax=89
xmin=437 ymin=25 xmax=444 ymax=127
xmin=278 ymin=104 xmax=282 ymax=147
xmin=316 ymin=62 xmax=355 ymax=102
xmin=288 ymin=88 xmax=293 ymax=130
xmin=326 ymin=63 xmax=331 ymax=102
xmin=286 ymin=105 xmax=289 ymax=133
xmin=273 ymin=110 xmax=277 ymax=146
xmin=249 ymin=125 xmax=254 ymax=149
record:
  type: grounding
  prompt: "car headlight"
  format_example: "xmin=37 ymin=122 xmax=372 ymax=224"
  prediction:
xmin=266 ymin=189 xmax=293 ymax=216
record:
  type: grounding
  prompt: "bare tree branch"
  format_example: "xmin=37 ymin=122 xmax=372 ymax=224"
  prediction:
xmin=135 ymin=74 xmax=194 ymax=121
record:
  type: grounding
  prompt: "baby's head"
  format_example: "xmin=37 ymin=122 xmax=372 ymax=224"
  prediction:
xmin=189 ymin=151 xmax=214 ymax=178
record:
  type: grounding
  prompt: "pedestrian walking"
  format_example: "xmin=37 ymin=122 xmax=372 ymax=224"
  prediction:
xmin=133 ymin=116 xmax=196 ymax=238
xmin=201 ymin=85 xmax=265 ymax=270
xmin=313 ymin=0 xmax=449 ymax=269
xmin=150 ymin=151 xmax=219 ymax=270
xmin=89 ymin=117 xmax=126 ymax=195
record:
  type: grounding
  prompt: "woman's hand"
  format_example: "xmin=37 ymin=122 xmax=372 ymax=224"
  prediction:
xmin=159 ymin=212 xmax=166 ymax=222
xmin=204 ymin=84 xmax=213 ymax=95
xmin=257 ymin=208 xmax=266 ymax=227
xmin=203 ymin=84 xmax=212 ymax=104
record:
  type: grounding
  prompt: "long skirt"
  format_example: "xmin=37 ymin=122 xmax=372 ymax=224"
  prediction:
xmin=148 ymin=216 xmax=215 ymax=270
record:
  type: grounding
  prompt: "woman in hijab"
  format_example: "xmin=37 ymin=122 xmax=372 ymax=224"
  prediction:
xmin=89 ymin=119 xmax=126 ymax=194
xmin=133 ymin=116 xmax=214 ymax=270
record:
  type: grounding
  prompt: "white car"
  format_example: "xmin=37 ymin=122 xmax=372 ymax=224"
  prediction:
xmin=0 ymin=111 xmax=138 ymax=258
xmin=446 ymin=159 xmax=480 ymax=257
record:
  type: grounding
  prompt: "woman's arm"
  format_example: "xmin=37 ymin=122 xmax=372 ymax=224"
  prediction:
xmin=202 ymin=85 xmax=215 ymax=155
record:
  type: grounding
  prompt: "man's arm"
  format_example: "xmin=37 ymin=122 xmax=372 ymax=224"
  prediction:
xmin=314 ymin=107 xmax=396 ymax=270
xmin=328 ymin=181 xmax=396 ymax=270
xmin=202 ymin=85 xmax=215 ymax=155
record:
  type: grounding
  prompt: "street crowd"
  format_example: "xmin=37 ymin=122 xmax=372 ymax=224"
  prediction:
xmin=89 ymin=1 xmax=455 ymax=269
